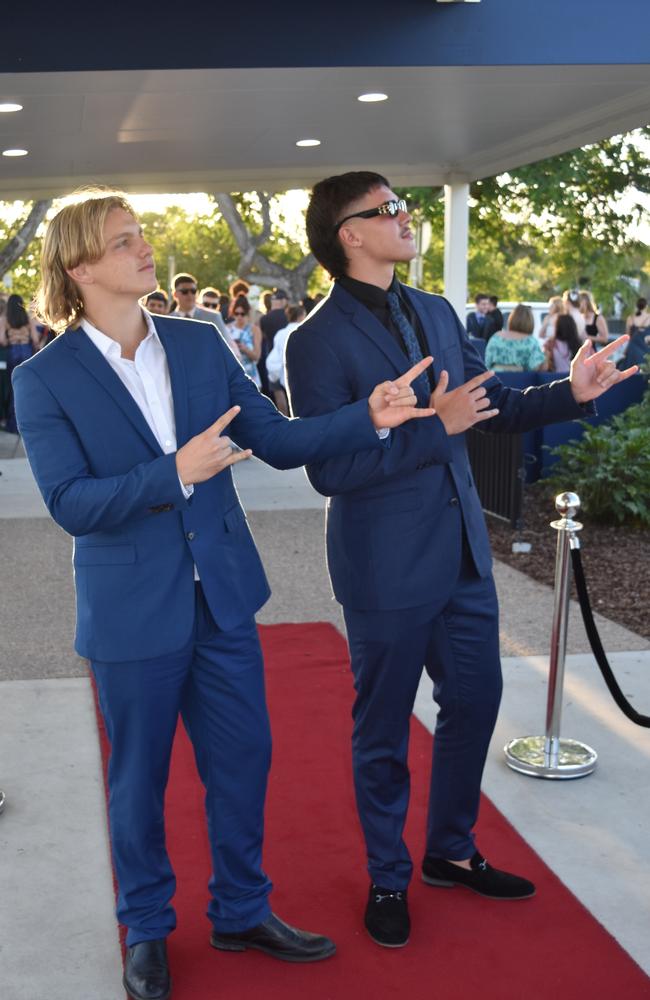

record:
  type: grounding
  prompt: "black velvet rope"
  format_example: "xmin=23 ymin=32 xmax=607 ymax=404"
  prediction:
xmin=570 ymin=547 xmax=650 ymax=728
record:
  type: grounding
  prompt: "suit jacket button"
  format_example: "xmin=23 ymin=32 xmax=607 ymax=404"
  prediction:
xmin=449 ymin=497 xmax=459 ymax=506
xmin=186 ymin=531 xmax=196 ymax=540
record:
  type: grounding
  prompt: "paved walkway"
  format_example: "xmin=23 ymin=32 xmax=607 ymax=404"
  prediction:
xmin=1 ymin=436 xmax=648 ymax=998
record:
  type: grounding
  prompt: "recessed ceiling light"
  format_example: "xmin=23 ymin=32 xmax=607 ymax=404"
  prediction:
xmin=2 ymin=148 xmax=28 ymax=157
xmin=357 ymin=93 xmax=388 ymax=103
xmin=296 ymin=138 xmax=321 ymax=147
xmin=0 ymin=103 xmax=23 ymax=113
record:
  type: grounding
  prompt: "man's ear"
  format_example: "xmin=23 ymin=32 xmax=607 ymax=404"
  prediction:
xmin=67 ymin=262 xmax=93 ymax=287
xmin=338 ymin=224 xmax=363 ymax=250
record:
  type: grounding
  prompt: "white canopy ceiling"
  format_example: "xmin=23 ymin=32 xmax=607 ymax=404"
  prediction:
xmin=1 ymin=64 xmax=649 ymax=198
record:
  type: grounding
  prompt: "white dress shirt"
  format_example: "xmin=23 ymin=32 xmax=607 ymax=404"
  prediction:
xmin=81 ymin=310 xmax=193 ymax=500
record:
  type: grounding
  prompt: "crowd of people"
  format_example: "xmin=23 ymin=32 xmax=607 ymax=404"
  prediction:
xmin=467 ymin=288 xmax=650 ymax=376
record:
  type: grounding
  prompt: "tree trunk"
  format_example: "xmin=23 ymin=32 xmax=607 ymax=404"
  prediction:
xmin=214 ymin=192 xmax=318 ymax=301
xmin=0 ymin=200 xmax=52 ymax=278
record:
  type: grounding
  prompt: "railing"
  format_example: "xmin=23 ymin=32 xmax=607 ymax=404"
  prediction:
xmin=466 ymin=427 xmax=524 ymax=528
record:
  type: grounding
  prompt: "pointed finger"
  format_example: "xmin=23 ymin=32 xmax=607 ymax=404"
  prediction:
xmin=210 ymin=405 xmax=241 ymax=435
xmin=396 ymin=356 xmax=434 ymax=387
xmin=584 ymin=335 xmax=627 ymax=363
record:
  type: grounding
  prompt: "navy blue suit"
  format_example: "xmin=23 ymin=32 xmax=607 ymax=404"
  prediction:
xmin=286 ymin=282 xmax=589 ymax=887
xmin=13 ymin=316 xmax=383 ymax=942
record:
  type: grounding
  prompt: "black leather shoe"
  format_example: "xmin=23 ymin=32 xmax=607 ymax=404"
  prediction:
xmin=364 ymin=884 xmax=410 ymax=948
xmin=422 ymin=851 xmax=536 ymax=899
xmin=123 ymin=939 xmax=171 ymax=1000
xmin=210 ymin=912 xmax=335 ymax=963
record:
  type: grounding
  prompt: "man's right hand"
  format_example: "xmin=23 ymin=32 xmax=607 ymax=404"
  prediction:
xmin=432 ymin=370 xmax=499 ymax=435
xmin=176 ymin=406 xmax=252 ymax=485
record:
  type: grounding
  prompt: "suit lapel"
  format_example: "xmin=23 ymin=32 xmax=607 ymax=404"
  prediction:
xmin=331 ymin=283 xmax=410 ymax=377
xmin=64 ymin=327 xmax=163 ymax=456
xmin=155 ymin=320 xmax=190 ymax=447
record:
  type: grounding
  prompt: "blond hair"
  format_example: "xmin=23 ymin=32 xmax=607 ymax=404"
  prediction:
xmin=36 ymin=188 xmax=136 ymax=332
xmin=579 ymin=289 xmax=597 ymax=315
xmin=547 ymin=295 xmax=563 ymax=316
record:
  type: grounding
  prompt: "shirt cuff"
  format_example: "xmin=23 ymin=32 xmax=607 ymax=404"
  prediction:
xmin=376 ymin=427 xmax=391 ymax=440
xmin=179 ymin=475 xmax=194 ymax=499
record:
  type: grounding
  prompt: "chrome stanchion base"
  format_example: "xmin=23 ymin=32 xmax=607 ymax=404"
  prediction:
xmin=504 ymin=736 xmax=597 ymax=779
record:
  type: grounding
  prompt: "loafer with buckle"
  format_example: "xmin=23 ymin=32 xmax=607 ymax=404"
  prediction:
xmin=123 ymin=939 xmax=171 ymax=1000
xmin=422 ymin=850 xmax=536 ymax=899
xmin=210 ymin=912 xmax=336 ymax=963
xmin=364 ymin=884 xmax=410 ymax=947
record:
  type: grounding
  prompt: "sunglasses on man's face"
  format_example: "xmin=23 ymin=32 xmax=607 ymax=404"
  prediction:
xmin=177 ymin=286 xmax=197 ymax=295
xmin=202 ymin=300 xmax=219 ymax=309
xmin=334 ymin=199 xmax=408 ymax=233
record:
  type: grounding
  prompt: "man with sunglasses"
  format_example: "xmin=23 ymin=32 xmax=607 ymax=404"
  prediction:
xmin=285 ymin=170 xmax=637 ymax=950
xmin=170 ymin=272 xmax=241 ymax=359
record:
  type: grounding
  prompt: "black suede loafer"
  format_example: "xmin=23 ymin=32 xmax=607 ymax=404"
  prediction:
xmin=123 ymin=939 xmax=171 ymax=1000
xmin=364 ymin=885 xmax=410 ymax=948
xmin=210 ymin=912 xmax=336 ymax=963
xmin=422 ymin=851 xmax=536 ymax=899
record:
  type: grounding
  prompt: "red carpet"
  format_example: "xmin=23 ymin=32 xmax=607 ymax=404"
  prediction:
xmin=95 ymin=622 xmax=650 ymax=999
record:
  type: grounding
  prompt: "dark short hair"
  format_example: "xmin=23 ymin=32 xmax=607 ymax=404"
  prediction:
xmin=173 ymin=272 xmax=197 ymax=289
xmin=475 ymin=293 xmax=489 ymax=304
xmin=489 ymin=295 xmax=499 ymax=306
xmin=146 ymin=289 xmax=168 ymax=304
xmin=306 ymin=171 xmax=390 ymax=279
xmin=272 ymin=288 xmax=288 ymax=301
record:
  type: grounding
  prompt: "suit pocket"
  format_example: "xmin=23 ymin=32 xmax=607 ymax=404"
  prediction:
xmin=224 ymin=505 xmax=246 ymax=534
xmin=74 ymin=544 xmax=136 ymax=566
xmin=348 ymin=488 xmax=422 ymax=518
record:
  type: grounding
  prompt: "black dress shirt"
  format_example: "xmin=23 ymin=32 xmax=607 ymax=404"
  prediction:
xmin=338 ymin=274 xmax=435 ymax=391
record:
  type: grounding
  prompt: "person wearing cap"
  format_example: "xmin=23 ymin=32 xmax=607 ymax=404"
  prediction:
xmin=258 ymin=289 xmax=290 ymax=396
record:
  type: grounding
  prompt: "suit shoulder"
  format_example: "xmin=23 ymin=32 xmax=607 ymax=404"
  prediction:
xmin=14 ymin=333 xmax=67 ymax=376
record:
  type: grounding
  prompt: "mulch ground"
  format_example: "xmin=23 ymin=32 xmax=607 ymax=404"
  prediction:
xmin=486 ymin=483 xmax=650 ymax=641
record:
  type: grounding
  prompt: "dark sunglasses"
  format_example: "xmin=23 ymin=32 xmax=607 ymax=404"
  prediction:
xmin=202 ymin=301 xmax=219 ymax=309
xmin=233 ymin=310 xmax=247 ymax=316
xmin=177 ymin=286 xmax=197 ymax=294
xmin=334 ymin=199 xmax=408 ymax=233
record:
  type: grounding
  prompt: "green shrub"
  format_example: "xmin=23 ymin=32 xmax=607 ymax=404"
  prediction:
xmin=546 ymin=388 xmax=650 ymax=526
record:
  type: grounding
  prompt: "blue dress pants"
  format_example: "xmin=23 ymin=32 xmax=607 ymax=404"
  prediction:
xmin=91 ymin=583 xmax=273 ymax=946
xmin=343 ymin=547 xmax=502 ymax=890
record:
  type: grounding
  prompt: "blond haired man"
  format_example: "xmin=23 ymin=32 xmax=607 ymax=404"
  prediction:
xmin=12 ymin=190 xmax=434 ymax=1000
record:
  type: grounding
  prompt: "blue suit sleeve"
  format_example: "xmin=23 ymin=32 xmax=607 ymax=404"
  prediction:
xmin=220 ymin=338 xmax=383 ymax=468
xmin=13 ymin=364 xmax=190 ymax=537
xmin=285 ymin=324 xmax=453 ymax=497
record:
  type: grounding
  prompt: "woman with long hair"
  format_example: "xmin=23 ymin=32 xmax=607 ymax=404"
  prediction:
xmin=538 ymin=296 xmax=563 ymax=344
xmin=544 ymin=313 xmax=583 ymax=373
xmin=228 ymin=295 xmax=262 ymax=386
xmin=579 ymin=290 xmax=609 ymax=346
xmin=623 ymin=298 xmax=650 ymax=368
xmin=0 ymin=294 xmax=41 ymax=433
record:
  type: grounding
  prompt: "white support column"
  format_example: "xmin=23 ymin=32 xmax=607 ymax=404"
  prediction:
xmin=443 ymin=179 xmax=470 ymax=323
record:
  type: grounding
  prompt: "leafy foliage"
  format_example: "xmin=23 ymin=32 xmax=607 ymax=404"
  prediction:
xmin=545 ymin=386 xmax=650 ymax=526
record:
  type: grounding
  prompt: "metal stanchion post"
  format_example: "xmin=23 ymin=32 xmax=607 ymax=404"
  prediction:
xmin=504 ymin=492 xmax=598 ymax=779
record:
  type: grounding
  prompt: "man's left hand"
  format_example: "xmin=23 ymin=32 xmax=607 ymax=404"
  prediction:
xmin=570 ymin=335 xmax=639 ymax=404
xmin=368 ymin=357 xmax=436 ymax=430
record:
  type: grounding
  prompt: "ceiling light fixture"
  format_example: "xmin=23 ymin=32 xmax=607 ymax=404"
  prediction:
xmin=357 ymin=93 xmax=388 ymax=103
xmin=0 ymin=103 xmax=23 ymax=113
xmin=2 ymin=148 xmax=28 ymax=157
xmin=296 ymin=139 xmax=321 ymax=147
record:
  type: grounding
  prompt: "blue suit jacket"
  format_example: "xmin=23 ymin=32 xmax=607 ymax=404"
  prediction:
xmin=285 ymin=283 xmax=590 ymax=612
xmin=12 ymin=316 xmax=382 ymax=661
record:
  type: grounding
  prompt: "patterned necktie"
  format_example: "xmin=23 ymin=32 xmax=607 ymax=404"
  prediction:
xmin=386 ymin=291 xmax=431 ymax=396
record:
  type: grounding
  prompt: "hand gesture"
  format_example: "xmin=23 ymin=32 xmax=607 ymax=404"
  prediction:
xmin=570 ymin=335 xmax=639 ymax=403
xmin=432 ymin=369 xmax=499 ymax=435
xmin=176 ymin=406 xmax=252 ymax=485
xmin=368 ymin=357 xmax=436 ymax=429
